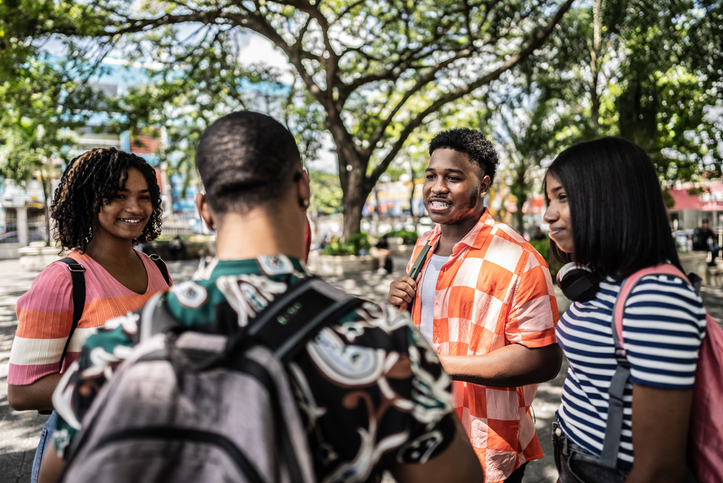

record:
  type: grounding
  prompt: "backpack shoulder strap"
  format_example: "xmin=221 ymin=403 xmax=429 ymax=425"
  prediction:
xmin=602 ymin=263 xmax=689 ymax=467
xmin=408 ymin=241 xmax=432 ymax=281
xmin=57 ymin=257 xmax=86 ymax=372
xmin=139 ymin=291 xmax=177 ymax=343
xmin=228 ymin=276 xmax=364 ymax=363
xmin=612 ymin=264 xmax=688 ymax=354
xmin=148 ymin=253 xmax=171 ymax=286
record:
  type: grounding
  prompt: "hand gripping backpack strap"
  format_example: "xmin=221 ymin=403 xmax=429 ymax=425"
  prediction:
xmin=408 ymin=241 xmax=432 ymax=281
xmin=57 ymin=257 xmax=86 ymax=372
xmin=602 ymin=264 xmax=689 ymax=467
xmin=148 ymin=253 xmax=170 ymax=286
xmin=404 ymin=241 xmax=432 ymax=313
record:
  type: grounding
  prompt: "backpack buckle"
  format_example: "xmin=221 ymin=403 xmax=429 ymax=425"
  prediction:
xmin=614 ymin=348 xmax=630 ymax=368
xmin=66 ymin=264 xmax=86 ymax=273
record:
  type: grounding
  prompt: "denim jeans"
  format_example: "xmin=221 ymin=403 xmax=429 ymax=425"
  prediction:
xmin=552 ymin=422 xmax=630 ymax=483
xmin=31 ymin=411 xmax=56 ymax=483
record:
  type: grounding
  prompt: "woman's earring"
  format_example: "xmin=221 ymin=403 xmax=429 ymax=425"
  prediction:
xmin=300 ymin=199 xmax=310 ymax=209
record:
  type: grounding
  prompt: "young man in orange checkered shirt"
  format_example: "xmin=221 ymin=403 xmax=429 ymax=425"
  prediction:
xmin=388 ymin=128 xmax=562 ymax=483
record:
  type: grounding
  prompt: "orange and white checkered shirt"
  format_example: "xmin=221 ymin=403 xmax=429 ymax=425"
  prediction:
xmin=407 ymin=211 xmax=559 ymax=483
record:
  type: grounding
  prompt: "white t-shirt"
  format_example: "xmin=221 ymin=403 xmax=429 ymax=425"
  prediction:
xmin=419 ymin=254 xmax=449 ymax=345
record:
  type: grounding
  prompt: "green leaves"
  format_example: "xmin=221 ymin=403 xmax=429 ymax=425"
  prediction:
xmin=519 ymin=0 xmax=722 ymax=187
xmin=5 ymin=0 xmax=582 ymax=237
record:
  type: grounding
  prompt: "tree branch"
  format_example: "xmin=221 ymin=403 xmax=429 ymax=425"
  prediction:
xmin=364 ymin=47 xmax=476 ymax=157
xmin=368 ymin=0 xmax=575 ymax=186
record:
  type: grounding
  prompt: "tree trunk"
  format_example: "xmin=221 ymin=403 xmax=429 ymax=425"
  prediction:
xmin=38 ymin=170 xmax=52 ymax=246
xmin=514 ymin=198 xmax=526 ymax=235
xmin=341 ymin=167 xmax=369 ymax=240
xmin=511 ymin=165 xmax=528 ymax=236
xmin=342 ymin=196 xmax=365 ymax=241
xmin=408 ymin=162 xmax=419 ymax=227
xmin=590 ymin=0 xmax=605 ymax=135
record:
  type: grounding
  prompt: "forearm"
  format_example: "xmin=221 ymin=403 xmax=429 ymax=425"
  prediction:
xmin=38 ymin=444 xmax=66 ymax=483
xmin=7 ymin=373 xmax=63 ymax=411
xmin=392 ymin=414 xmax=483 ymax=482
xmin=624 ymin=466 xmax=687 ymax=483
xmin=438 ymin=343 xmax=562 ymax=387
xmin=623 ymin=385 xmax=691 ymax=483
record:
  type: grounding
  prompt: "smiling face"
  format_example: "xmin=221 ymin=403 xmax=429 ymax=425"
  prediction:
xmin=423 ymin=148 xmax=490 ymax=227
xmin=543 ymin=173 xmax=574 ymax=255
xmin=94 ymin=168 xmax=153 ymax=243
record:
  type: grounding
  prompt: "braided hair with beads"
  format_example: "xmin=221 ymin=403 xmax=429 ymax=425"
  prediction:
xmin=50 ymin=147 xmax=163 ymax=253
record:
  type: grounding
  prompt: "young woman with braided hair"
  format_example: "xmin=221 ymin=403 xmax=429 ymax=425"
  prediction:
xmin=7 ymin=147 xmax=171 ymax=483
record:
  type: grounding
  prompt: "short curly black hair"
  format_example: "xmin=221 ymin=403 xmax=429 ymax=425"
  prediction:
xmin=429 ymin=128 xmax=498 ymax=183
xmin=50 ymin=147 xmax=163 ymax=253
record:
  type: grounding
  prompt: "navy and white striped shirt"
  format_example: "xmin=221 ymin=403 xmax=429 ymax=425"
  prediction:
xmin=556 ymin=274 xmax=707 ymax=468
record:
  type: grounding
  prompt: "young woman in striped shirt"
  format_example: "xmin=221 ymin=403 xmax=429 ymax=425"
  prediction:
xmin=7 ymin=147 xmax=171 ymax=483
xmin=543 ymin=137 xmax=706 ymax=483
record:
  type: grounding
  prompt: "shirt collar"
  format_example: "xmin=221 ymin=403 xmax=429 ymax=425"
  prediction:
xmin=425 ymin=209 xmax=495 ymax=253
xmin=193 ymin=255 xmax=307 ymax=280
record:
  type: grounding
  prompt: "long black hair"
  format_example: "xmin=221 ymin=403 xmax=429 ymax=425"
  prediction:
xmin=544 ymin=137 xmax=681 ymax=281
xmin=51 ymin=147 xmax=163 ymax=253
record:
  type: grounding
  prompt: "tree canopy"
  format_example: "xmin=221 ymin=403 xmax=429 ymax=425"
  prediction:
xmin=5 ymin=0 xmax=720 ymax=241
xmin=0 ymin=2 xmax=104 ymax=244
xmin=488 ymin=0 xmax=723 ymax=235
xmin=8 ymin=0 xmax=576 ymax=238
xmin=519 ymin=0 xmax=723 ymax=182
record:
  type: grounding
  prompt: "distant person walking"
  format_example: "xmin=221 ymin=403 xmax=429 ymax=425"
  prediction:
xmin=7 ymin=147 xmax=171 ymax=483
xmin=168 ymin=235 xmax=186 ymax=260
xmin=692 ymin=218 xmax=720 ymax=266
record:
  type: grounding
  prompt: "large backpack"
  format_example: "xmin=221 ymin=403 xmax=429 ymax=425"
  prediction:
xmin=60 ymin=275 xmax=363 ymax=483
xmin=602 ymin=264 xmax=723 ymax=482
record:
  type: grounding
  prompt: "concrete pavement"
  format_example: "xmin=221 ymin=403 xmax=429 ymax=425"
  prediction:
xmin=2 ymin=255 xmax=723 ymax=482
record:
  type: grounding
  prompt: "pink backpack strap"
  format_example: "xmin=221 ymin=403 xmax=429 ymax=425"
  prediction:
xmin=601 ymin=264 xmax=690 ymax=467
xmin=613 ymin=264 xmax=688 ymax=355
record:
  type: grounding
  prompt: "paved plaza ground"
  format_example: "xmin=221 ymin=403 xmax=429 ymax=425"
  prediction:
xmin=2 ymin=255 xmax=723 ymax=482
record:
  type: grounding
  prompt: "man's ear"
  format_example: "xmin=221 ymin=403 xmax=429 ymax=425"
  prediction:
xmin=195 ymin=193 xmax=216 ymax=231
xmin=297 ymin=169 xmax=311 ymax=209
xmin=480 ymin=174 xmax=492 ymax=197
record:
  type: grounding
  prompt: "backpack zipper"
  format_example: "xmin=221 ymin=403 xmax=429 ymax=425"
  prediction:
xmin=94 ymin=427 xmax=264 ymax=483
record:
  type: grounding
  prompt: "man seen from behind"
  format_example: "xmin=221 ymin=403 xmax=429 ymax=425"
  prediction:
xmin=40 ymin=112 xmax=483 ymax=483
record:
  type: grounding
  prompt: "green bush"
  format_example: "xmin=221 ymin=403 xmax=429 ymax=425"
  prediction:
xmin=347 ymin=232 xmax=372 ymax=253
xmin=528 ymin=237 xmax=561 ymax=280
xmin=384 ymin=230 xmax=418 ymax=245
xmin=321 ymin=232 xmax=371 ymax=256
xmin=528 ymin=238 xmax=549 ymax=260
xmin=321 ymin=241 xmax=356 ymax=256
xmin=156 ymin=234 xmax=197 ymax=242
